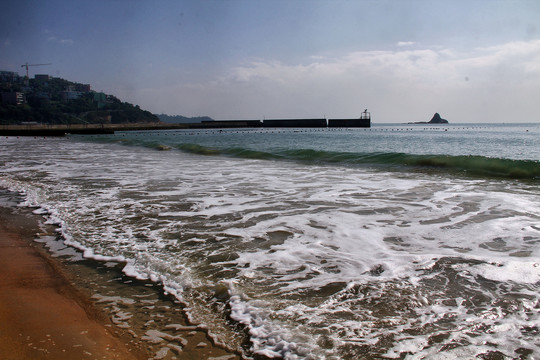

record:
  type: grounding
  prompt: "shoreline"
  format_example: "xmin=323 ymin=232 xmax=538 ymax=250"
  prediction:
xmin=0 ymin=191 xmax=243 ymax=360
xmin=0 ymin=198 xmax=144 ymax=359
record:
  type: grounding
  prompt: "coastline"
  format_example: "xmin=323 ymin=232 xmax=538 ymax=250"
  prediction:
xmin=0 ymin=191 xmax=242 ymax=360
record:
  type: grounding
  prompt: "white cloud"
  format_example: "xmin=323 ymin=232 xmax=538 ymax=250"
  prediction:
xmin=136 ymin=39 xmax=540 ymax=122
xmin=397 ymin=41 xmax=415 ymax=47
xmin=60 ymin=38 xmax=74 ymax=45
xmin=46 ymin=34 xmax=74 ymax=46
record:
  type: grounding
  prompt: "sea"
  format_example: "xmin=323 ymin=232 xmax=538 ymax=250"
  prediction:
xmin=1 ymin=122 xmax=539 ymax=359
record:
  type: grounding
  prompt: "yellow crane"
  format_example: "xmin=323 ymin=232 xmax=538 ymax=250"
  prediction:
xmin=21 ymin=62 xmax=52 ymax=78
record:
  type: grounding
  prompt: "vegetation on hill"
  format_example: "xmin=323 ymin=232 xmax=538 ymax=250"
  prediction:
xmin=0 ymin=76 xmax=158 ymax=125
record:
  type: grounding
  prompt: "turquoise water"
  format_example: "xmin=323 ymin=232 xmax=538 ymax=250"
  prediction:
xmin=1 ymin=122 xmax=539 ymax=359
xmin=94 ymin=123 xmax=540 ymax=180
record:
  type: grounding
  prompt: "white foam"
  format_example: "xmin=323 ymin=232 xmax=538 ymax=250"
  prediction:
xmin=229 ymin=294 xmax=308 ymax=359
xmin=2 ymin=133 xmax=539 ymax=359
xmin=467 ymin=261 xmax=540 ymax=283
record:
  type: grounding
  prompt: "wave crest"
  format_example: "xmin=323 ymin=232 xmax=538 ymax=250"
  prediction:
xmin=176 ymin=143 xmax=540 ymax=180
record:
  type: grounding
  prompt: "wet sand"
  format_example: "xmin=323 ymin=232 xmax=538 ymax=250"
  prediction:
xmin=0 ymin=204 xmax=143 ymax=359
xmin=0 ymin=196 xmax=242 ymax=360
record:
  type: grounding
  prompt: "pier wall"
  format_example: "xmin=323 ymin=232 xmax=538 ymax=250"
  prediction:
xmin=201 ymin=120 xmax=262 ymax=128
xmin=262 ymin=118 xmax=327 ymax=128
xmin=328 ymin=119 xmax=370 ymax=128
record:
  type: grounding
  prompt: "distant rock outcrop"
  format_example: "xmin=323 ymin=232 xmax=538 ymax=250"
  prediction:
xmin=408 ymin=112 xmax=449 ymax=125
xmin=428 ymin=113 xmax=449 ymax=124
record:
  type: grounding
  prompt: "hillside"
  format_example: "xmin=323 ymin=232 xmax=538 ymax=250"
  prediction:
xmin=0 ymin=73 xmax=158 ymax=125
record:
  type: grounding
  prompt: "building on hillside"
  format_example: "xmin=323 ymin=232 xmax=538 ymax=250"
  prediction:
xmin=34 ymin=91 xmax=51 ymax=100
xmin=1 ymin=92 xmax=26 ymax=105
xmin=61 ymin=84 xmax=90 ymax=100
xmin=93 ymin=92 xmax=107 ymax=108
xmin=34 ymin=74 xmax=50 ymax=82
xmin=0 ymin=71 xmax=22 ymax=84
xmin=75 ymin=83 xmax=91 ymax=92
xmin=61 ymin=90 xmax=82 ymax=100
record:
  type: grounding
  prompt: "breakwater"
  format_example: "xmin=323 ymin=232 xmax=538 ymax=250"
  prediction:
xmin=1 ymin=118 xmax=370 ymax=136
xmin=1 ymin=123 xmax=188 ymax=137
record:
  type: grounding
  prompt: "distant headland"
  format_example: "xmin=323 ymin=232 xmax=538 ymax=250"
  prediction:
xmin=0 ymin=71 xmax=158 ymax=125
xmin=409 ymin=112 xmax=449 ymax=124
xmin=156 ymin=114 xmax=214 ymax=124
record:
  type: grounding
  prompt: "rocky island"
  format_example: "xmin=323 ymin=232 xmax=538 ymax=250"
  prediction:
xmin=409 ymin=112 xmax=449 ymax=124
xmin=428 ymin=112 xmax=449 ymax=123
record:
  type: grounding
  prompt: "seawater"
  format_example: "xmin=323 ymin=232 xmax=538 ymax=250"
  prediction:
xmin=1 ymin=123 xmax=539 ymax=359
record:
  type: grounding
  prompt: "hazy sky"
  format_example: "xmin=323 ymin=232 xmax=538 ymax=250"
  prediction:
xmin=1 ymin=0 xmax=539 ymax=123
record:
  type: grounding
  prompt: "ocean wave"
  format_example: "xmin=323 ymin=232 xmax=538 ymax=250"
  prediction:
xmin=175 ymin=143 xmax=540 ymax=180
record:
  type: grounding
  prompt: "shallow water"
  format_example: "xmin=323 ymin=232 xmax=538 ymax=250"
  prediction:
xmin=1 ymin=123 xmax=539 ymax=359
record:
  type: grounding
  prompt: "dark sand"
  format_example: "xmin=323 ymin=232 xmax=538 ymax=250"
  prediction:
xmin=0 ymin=197 xmax=242 ymax=359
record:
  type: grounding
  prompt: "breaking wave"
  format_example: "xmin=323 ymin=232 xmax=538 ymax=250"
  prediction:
xmin=176 ymin=143 xmax=540 ymax=180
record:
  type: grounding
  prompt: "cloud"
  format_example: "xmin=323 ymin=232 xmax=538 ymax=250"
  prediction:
xmin=135 ymin=39 xmax=540 ymax=122
xmin=60 ymin=38 xmax=74 ymax=45
xmin=222 ymin=39 xmax=540 ymax=90
xmin=475 ymin=40 xmax=540 ymax=74
xmin=397 ymin=41 xmax=415 ymax=47
xmin=47 ymin=36 xmax=74 ymax=45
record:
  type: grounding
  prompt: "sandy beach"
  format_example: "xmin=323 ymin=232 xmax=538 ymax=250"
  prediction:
xmin=0 ymin=196 xmax=242 ymax=360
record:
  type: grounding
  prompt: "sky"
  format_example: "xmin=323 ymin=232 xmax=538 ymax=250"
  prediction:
xmin=1 ymin=0 xmax=540 ymax=123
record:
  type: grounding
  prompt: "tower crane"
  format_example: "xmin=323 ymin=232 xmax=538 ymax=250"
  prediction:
xmin=21 ymin=62 xmax=52 ymax=78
